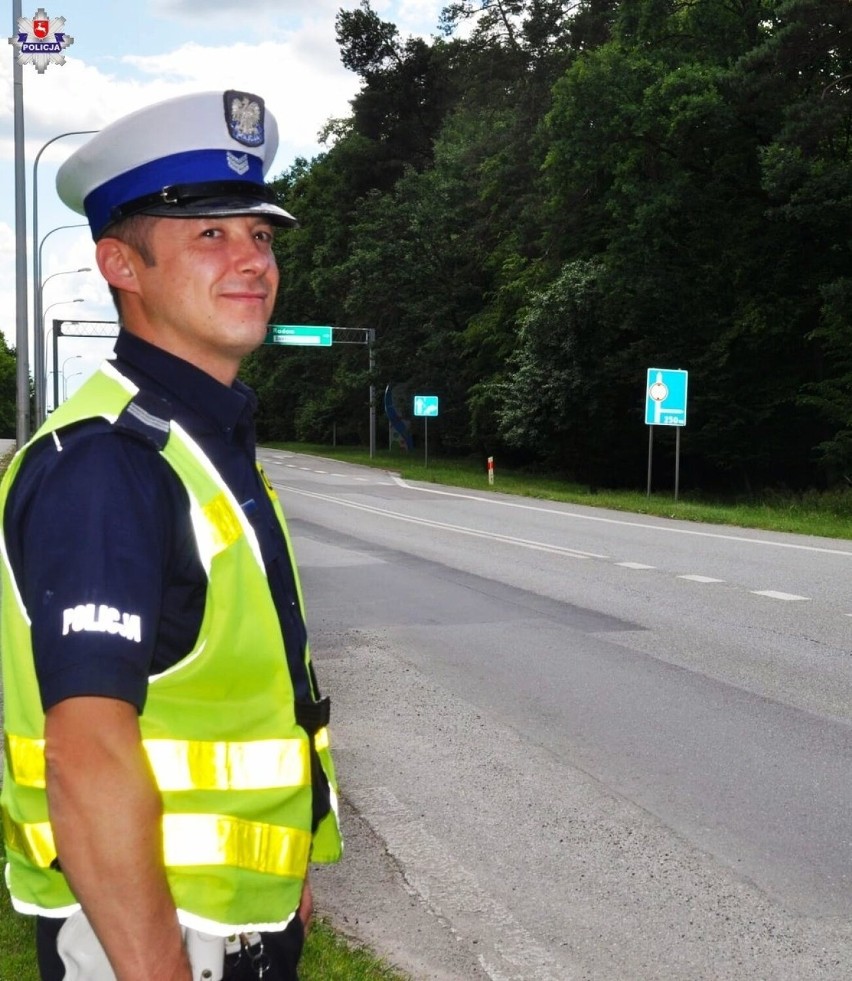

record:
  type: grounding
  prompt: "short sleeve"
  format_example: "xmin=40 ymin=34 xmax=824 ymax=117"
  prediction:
xmin=4 ymin=425 xmax=181 ymax=712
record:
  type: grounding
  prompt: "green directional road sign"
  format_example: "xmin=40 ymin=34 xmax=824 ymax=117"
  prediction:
xmin=265 ymin=325 xmax=333 ymax=347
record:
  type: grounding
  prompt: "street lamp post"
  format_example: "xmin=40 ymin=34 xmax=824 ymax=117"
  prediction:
xmin=37 ymin=267 xmax=90 ymax=422
xmin=63 ymin=371 xmax=82 ymax=402
xmin=13 ymin=0 xmax=28 ymax=445
xmin=32 ymin=130 xmax=97 ymax=429
xmin=38 ymin=224 xmax=88 ymax=291
xmin=40 ymin=268 xmax=90 ymax=317
xmin=43 ymin=301 xmax=83 ymax=412
xmin=61 ymin=355 xmax=82 ymax=402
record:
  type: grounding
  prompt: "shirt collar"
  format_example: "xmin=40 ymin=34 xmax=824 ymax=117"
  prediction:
xmin=112 ymin=330 xmax=257 ymax=437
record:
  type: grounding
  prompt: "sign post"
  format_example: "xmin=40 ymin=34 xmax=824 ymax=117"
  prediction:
xmin=413 ymin=395 xmax=439 ymax=467
xmin=645 ymin=368 xmax=688 ymax=500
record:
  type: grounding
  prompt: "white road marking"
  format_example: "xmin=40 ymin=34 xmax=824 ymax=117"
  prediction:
xmin=266 ymin=463 xmax=836 ymax=614
xmin=279 ymin=485 xmax=606 ymax=559
xmin=390 ymin=477 xmax=852 ymax=558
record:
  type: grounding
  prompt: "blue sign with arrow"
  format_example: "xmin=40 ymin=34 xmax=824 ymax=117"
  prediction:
xmin=645 ymin=369 xmax=688 ymax=426
xmin=414 ymin=395 xmax=439 ymax=417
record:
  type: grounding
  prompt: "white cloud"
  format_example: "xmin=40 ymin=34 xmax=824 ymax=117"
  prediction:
xmin=2 ymin=1 xmax=445 ymax=359
xmin=0 ymin=222 xmax=14 ymax=258
xmin=381 ymin=0 xmax=444 ymax=36
xmin=121 ymin=31 xmax=358 ymax=166
xmin=151 ymin=0 xmax=343 ymax=22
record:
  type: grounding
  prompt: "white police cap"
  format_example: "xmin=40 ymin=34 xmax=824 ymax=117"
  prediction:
xmin=57 ymin=90 xmax=297 ymax=240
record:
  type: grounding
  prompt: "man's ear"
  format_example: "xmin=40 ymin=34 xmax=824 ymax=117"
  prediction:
xmin=95 ymin=237 xmax=141 ymax=295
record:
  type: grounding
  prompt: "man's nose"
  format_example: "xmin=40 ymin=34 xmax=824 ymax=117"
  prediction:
xmin=234 ymin=233 xmax=274 ymax=273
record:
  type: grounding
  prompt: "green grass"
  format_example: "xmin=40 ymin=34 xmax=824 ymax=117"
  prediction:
xmin=268 ymin=442 xmax=852 ymax=540
xmin=301 ymin=920 xmax=408 ymax=980
xmin=0 ymin=843 xmax=39 ymax=981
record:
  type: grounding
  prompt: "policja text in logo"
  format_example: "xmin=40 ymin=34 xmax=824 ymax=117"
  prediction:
xmin=8 ymin=8 xmax=74 ymax=73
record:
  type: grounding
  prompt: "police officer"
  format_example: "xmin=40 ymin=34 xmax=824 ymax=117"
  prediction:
xmin=0 ymin=91 xmax=342 ymax=980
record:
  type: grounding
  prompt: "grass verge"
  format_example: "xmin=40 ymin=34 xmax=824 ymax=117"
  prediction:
xmin=0 ymin=842 xmax=38 ymax=981
xmin=301 ymin=920 xmax=409 ymax=980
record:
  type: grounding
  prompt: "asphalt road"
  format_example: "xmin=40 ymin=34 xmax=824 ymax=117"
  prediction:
xmin=262 ymin=449 xmax=852 ymax=981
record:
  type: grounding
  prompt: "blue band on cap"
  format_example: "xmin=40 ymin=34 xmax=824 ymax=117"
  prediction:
xmin=84 ymin=148 xmax=265 ymax=238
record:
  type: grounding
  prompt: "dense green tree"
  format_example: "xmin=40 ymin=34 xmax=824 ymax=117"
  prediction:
xmin=0 ymin=338 xmax=17 ymax=438
xmin=244 ymin=0 xmax=852 ymax=493
xmin=747 ymin=0 xmax=852 ymax=480
xmin=496 ymin=258 xmax=637 ymax=485
xmin=527 ymin=0 xmax=841 ymax=489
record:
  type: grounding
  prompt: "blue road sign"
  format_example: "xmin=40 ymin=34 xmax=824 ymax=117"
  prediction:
xmin=645 ymin=368 xmax=688 ymax=426
xmin=413 ymin=395 xmax=439 ymax=417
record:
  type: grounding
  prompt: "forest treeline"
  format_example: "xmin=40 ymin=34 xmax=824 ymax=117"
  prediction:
xmin=240 ymin=0 xmax=852 ymax=494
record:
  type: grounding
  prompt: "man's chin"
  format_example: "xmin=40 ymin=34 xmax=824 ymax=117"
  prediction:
xmin=229 ymin=320 xmax=272 ymax=354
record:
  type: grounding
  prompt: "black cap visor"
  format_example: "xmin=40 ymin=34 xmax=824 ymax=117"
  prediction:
xmin=103 ymin=180 xmax=297 ymax=236
xmin=139 ymin=196 xmax=297 ymax=227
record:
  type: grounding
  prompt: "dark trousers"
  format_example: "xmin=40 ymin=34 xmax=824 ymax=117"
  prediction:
xmin=36 ymin=915 xmax=305 ymax=981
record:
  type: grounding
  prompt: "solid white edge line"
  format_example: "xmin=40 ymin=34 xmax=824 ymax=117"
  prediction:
xmin=389 ymin=477 xmax=852 ymax=557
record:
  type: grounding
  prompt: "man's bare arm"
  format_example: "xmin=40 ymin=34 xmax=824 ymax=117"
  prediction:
xmin=45 ymin=696 xmax=191 ymax=981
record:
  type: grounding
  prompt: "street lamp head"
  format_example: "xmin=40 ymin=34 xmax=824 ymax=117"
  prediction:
xmin=43 ymin=298 xmax=84 ymax=324
xmin=40 ymin=267 xmax=92 ymax=296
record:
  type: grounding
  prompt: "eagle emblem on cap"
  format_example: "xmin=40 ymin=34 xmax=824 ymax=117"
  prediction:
xmin=224 ymin=90 xmax=265 ymax=147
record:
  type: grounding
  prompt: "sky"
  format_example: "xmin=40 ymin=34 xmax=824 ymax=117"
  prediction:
xmin=2 ymin=0 xmax=446 ymax=406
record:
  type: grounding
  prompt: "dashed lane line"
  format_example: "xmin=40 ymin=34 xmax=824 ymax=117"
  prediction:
xmin=751 ymin=590 xmax=810 ymax=602
xmin=270 ymin=477 xmax=830 ymax=611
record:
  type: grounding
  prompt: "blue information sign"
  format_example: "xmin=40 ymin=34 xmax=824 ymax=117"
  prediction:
xmin=413 ymin=395 xmax=439 ymax=417
xmin=645 ymin=369 xmax=688 ymax=426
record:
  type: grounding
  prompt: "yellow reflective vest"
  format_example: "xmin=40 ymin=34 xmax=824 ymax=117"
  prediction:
xmin=0 ymin=361 xmax=342 ymax=933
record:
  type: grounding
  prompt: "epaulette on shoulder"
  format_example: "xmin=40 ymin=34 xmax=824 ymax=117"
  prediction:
xmin=114 ymin=389 xmax=172 ymax=451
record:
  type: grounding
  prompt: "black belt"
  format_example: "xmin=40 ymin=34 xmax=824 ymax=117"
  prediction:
xmin=295 ymin=696 xmax=331 ymax=734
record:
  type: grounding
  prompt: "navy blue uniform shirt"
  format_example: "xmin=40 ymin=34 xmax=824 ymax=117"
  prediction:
xmin=4 ymin=330 xmax=313 ymax=712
